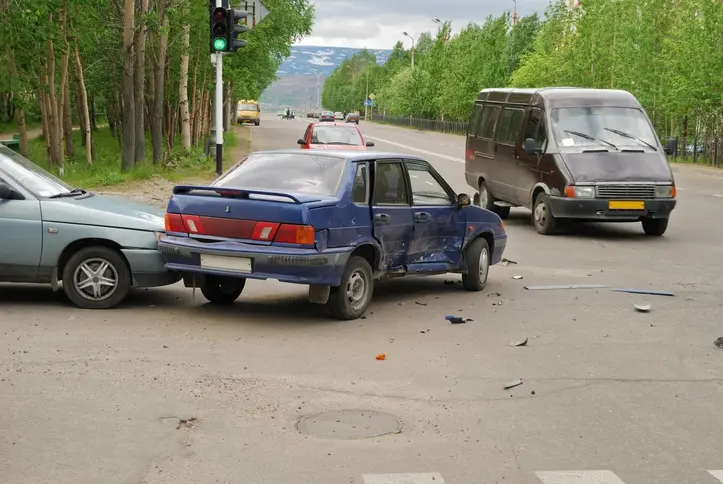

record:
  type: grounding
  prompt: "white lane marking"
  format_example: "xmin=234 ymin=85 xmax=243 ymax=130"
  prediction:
xmin=362 ymin=473 xmax=445 ymax=484
xmin=535 ymin=470 xmax=626 ymax=484
xmin=709 ymin=470 xmax=723 ymax=481
xmin=712 ymin=194 xmax=723 ymax=198
xmin=363 ymin=135 xmax=464 ymax=163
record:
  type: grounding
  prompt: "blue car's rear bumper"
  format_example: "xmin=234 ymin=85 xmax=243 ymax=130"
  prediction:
xmin=158 ymin=236 xmax=352 ymax=286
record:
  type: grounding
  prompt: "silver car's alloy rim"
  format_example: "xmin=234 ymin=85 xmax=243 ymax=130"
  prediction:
xmin=346 ymin=270 xmax=368 ymax=311
xmin=534 ymin=201 xmax=547 ymax=227
xmin=478 ymin=247 xmax=489 ymax=282
xmin=74 ymin=258 xmax=119 ymax=301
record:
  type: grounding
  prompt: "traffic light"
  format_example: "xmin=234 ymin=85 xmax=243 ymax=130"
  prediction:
xmin=226 ymin=9 xmax=249 ymax=52
xmin=210 ymin=7 xmax=228 ymax=53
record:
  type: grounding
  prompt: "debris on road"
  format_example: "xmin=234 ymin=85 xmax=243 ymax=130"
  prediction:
xmin=487 ymin=292 xmax=502 ymax=297
xmin=512 ymin=275 xmax=523 ymax=280
xmin=610 ymin=288 xmax=675 ymax=297
xmin=504 ymin=379 xmax=523 ymax=390
xmin=177 ymin=417 xmax=198 ymax=430
xmin=509 ymin=337 xmax=529 ymax=347
xmin=444 ymin=280 xmax=462 ymax=285
xmin=524 ymin=284 xmax=608 ymax=290
xmin=633 ymin=303 xmax=652 ymax=312
xmin=714 ymin=337 xmax=723 ymax=348
xmin=501 ymin=258 xmax=518 ymax=266
xmin=376 ymin=353 xmax=386 ymax=360
xmin=415 ymin=301 xmax=428 ymax=306
xmin=445 ymin=315 xmax=469 ymax=324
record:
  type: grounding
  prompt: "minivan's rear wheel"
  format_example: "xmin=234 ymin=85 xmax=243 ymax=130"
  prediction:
xmin=477 ymin=181 xmax=509 ymax=219
xmin=533 ymin=192 xmax=558 ymax=235
xmin=642 ymin=218 xmax=668 ymax=236
xmin=201 ymin=276 xmax=246 ymax=304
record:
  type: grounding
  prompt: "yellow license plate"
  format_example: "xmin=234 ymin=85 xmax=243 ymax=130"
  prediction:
xmin=608 ymin=200 xmax=645 ymax=210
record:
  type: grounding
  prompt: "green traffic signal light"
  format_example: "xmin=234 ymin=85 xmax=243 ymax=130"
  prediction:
xmin=213 ymin=37 xmax=227 ymax=51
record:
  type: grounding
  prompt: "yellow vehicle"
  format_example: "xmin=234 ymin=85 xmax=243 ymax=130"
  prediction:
xmin=236 ymin=100 xmax=260 ymax=126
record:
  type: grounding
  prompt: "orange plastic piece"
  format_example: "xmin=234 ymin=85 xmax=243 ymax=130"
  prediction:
xmin=375 ymin=353 xmax=386 ymax=360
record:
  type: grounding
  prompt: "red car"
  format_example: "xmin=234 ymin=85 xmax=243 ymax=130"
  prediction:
xmin=297 ymin=122 xmax=375 ymax=150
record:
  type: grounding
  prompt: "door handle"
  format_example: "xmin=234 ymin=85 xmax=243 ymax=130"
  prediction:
xmin=414 ymin=212 xmax=431 ymax=223
xmin=374 ymin=213 xmax=390 ymax=224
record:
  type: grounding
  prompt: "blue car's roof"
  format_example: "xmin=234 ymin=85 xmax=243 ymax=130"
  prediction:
xmin=250 ymin=149 xmax=426 ymax=163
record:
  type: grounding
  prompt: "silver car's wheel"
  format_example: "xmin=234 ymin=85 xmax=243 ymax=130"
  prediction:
xmin=62 ymin=246 xmax=132 ymax=309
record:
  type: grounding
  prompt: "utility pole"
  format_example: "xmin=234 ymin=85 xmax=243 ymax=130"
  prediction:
xmin=314 ymin=71 xmax=322 ymax=110
xmin=364 ymin=65 xmax=369 ymax=121
xmin=403 ymin=32 xmax=415 ymax=68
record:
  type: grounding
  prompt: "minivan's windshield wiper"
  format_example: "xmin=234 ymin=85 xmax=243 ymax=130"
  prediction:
xmin=48 ymin=188 xmax=87 ymax=198
xmin=603 ymin=127 xmax=657 ymax=151
xmin=563 ymin=130 xmax=618 ymax=150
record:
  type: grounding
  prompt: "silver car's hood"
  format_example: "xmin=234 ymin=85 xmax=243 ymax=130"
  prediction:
xmin=40 ymin=193 xmax=165 ymax=232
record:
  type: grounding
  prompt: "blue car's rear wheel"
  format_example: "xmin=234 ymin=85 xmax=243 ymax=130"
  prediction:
xmin=328 ymin=256 xmax=373 ymax=320
xmin=461 ymin=237 xmax=490 ymax=291
xmin=200 ymin=275 xmax=245 ymax=304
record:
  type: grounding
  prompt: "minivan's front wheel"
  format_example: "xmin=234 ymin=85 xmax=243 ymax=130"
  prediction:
xmin=642 ymin=218 xmax=668 ymax=236
xmin=533 ymin=192 xmax=558 ymax=235
xmin=476 ymin=181 xmax=510 ymax=219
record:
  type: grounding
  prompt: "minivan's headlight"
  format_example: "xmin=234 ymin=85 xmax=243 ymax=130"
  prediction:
xmin=655 ymin=185 xmax=675 ymax=198
xmin=573 ymin=186 xmax=595 ymax=198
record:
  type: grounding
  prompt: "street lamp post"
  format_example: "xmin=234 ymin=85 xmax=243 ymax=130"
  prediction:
xmin=402 ymin=32 xmax=415 ymax=68
xmin=314 ymin=71 xmax=322 ymax=110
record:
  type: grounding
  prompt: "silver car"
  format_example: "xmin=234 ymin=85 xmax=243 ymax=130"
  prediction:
xmin=0 ymin=146 xmax=180 ymax=309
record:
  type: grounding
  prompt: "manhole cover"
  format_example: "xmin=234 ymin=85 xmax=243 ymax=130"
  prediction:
xmin=296 ymin=410 xmax=402 ymax=439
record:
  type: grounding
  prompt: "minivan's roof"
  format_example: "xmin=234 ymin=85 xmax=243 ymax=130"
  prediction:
xmin=476 ymin=87 xmax=642 ymax=110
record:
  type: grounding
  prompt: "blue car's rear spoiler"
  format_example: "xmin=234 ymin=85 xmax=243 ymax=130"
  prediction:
xmin=172 ymin=185 xmax=301 ymax=204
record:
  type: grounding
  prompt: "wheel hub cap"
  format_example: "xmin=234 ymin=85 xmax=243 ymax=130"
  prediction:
xmin=479 ymin=248 xmax=488 ymax=280
xmin=346 ymin=271 xmax=367 ymax=311
xmin=74 ymin=258 xmax=119 ymax=301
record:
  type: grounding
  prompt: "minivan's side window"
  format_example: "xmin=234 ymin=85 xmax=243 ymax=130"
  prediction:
xmin=524 ymin=109 xmax=547 ymax=150
xmin=476 ymin=105 xmax=500 ymax=139
xmin=374 ymin=162 xmax=408 ymax=205
xmin=352 ymin=163 xmax=368 ymax=204
xmin=495 ymin=108 xmax=525 ymax=145
xmin=468 ymin=104 xmax=483 ymax=137
xmin=407 ymin=164 xmax=453 ymax=206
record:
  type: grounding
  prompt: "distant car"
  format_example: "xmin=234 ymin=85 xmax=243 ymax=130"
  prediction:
xmin=312 ymin=112 xmax=320 ymax=119
xmin=297 ymin=122 xmax=374 ymax=150
xmin=277 ymin=111 xmax=283 ymax=117
xmin=319 ymin=111 xmax=335 ymax=122
xmin=307 ymin=112 xmax=314 ymax=118
xmin=159 ymin=150 xmax=507 ymax=320
xmin=345 ymin=113 xmax=360 ymax=124
xmin=0 ymin=145 xmax=180 ymax=309
xmin=334 ymin=112 xmax=344 ymax=120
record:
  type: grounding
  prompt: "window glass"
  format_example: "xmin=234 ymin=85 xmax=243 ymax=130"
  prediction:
xmin=407 ymin=164 xmax=452 ymax=206
xmin=374 ymin=162 xmax=408 ymax=205
xmin=496 ymin=109 xmax=514 ymax=143
xmin=477 ymin=105 xmax=500 ymax=139
xmin=507 ymin=109 xmax=525 ymax=144
xmin=352 ymin=163 xmax=367 ymax=203
xmin=468 ymin=104 xmax=483 ymax=136
xmin=0 ymin=146 xmax=71 ymax=198
xmin=524 ymin=109 xmax=542 ymax=142
xmin=213 ymin=152 xmax=345 ymax=196
xmin=238 ymin=103 xmax=257 ymax=111
xmin=550 ymin=107 xmax=657 ymax=150
xmin=311 ymin=125 xmax=363 ymax=146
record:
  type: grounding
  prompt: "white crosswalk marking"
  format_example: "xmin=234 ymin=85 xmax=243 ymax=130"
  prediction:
xmin=362 ymin=473 xmax=445 ymax=484
xmin=709 ymin=471 xmax=723 ymax=481
xmin=535 ymin=470 xmax=627 ymax=484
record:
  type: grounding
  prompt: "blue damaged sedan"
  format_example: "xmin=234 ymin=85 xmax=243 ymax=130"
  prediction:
xmin=159 ymin=150 xmax=507 ymax=320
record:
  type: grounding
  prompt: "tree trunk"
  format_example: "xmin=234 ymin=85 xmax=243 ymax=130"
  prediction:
xmin=46 ymin=37 xmax=63 ymax=167
xmin=75 ymin=82 xmax=86 ymax=146
xmin=89 ymin=94 xmax=97 ymax=131
xmin=179 ymin=11 xmax=191 ymax=151
xmin=194 ymin=65 xmax=207 ymax=145
xmin=6 ymin=50 xmax=29 ymax=157
xmin=189 ymin=44 xmax=200 ymax=145
xmin=133 ymin=0 xmax=149 ymax=163
xmin=60 ymin=2 xmax=74 ymax=159
xmin=39 ymin=86 xmax=51 ymax=160
xmin=73 ymin=35 xmax=92 ymax=164
xmin=151 ymin=6 xmax=169 ymax=165
xmin=121 ymin=0 xmax=136 ymax=172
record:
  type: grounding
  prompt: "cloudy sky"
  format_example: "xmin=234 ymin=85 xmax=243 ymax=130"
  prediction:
xmin=296 ymin=0 xmax=551 ymax=49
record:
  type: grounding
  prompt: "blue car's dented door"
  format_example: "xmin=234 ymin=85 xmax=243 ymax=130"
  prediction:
xmin=404 ymin=161 xmax=464 ymax=266
xmin=371 ymin=160 xmax=414 ymax=271
xmin=0 ymin=175 xmax=42 ymax=280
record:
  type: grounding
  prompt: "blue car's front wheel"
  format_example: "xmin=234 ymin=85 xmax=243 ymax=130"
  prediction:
xmin=462 ymin=237 xmax=490 ymax=291
xmin=327 ymin=256 xmax=374 ymax=320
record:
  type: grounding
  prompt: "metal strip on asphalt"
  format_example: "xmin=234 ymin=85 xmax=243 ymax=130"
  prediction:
xmin=709 ymin=470 xmax=723 ymax=481
xmin=535 ymin=470 xmax=627 ymax=484
xmin=362 ymin=473 xmax=445 ymax=484
xmin=363 ymin=135 xmax=465 ymax=163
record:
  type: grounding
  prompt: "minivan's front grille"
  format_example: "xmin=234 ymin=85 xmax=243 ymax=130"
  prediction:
xmin=595 ymin=184 xmax=655 ymax=199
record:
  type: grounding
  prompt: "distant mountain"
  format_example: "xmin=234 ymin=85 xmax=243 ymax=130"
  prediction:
xmin=260 ymin=45 xmax=393 ymax=110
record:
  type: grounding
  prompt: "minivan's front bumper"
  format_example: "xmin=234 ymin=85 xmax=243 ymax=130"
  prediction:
xmin=548 ymin=197 xmax=676 ymax=221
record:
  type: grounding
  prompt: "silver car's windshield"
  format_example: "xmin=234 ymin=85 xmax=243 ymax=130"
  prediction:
xmin=0 ymin=146 xmax=71 ymax=197
xmin=550 ymin=107 xmax=659 ymax=151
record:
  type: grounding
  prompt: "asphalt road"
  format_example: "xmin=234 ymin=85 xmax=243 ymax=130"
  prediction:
xmin=2 ymin=114 xmax=723 ymax=484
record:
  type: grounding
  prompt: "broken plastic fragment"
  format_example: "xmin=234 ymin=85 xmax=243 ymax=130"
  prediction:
xmin=509 ymin=337 xmax=528 ymax=347
xmin=512 ymin=275 xmax=523 ymax=280
xmin=610 ymin=288 xmax=674 ymax=296
xmin=445 ymin=315 xmax=467 ymax=324
xmin=376 ymin=353 xmax=386 ymax=360
xmin=633 ymin=303 xmax=651 ymax=312
xmin=525 ymin=284 xmax=608 ymax=290
xmin=504 ymin=379 xmax=523 ymax=389
xmin=501 ymin=258 xmax=518 ymax=266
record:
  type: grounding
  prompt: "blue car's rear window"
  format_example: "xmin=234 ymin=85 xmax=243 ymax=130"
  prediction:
xmin=213 ymin=152 xmax=346 ymax=196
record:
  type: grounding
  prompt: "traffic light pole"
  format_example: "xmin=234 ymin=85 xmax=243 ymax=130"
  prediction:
xmin=215 ymin=51 xmax=223 ymax=175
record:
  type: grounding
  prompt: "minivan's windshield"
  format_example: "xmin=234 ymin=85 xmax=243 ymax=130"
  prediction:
xmin=0 ymin=146 xmax=72 ymax=197
xmin=238 ymin=104 xmax=257 ymax=111
xmin=212 ymin=152 xmax=345 ymax=196
xmin=550 ymin=107 xmax=659 ymax=151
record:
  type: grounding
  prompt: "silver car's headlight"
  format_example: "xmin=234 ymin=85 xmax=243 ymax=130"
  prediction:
xmin=573 ymin=186 xmax=595 ymax=198
xmin=655 ymin=185 xmax=675 ymax=198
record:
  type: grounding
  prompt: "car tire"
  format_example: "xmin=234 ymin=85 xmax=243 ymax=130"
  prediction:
xmin=200 ymin=275 xmax=246 ymax=304
xmin=476 ymin=181 xmax=509 ymax=218
xmin=62 ymin=246 xmax=132 ymax=309
xmin=255 ymin=120 xmax=260 ymax=126
xmin=642 ymin=218 xmax=668 ymax=236
xmin=461 ymin=237 xmax=490 ymax=291
xmin=533 ymin=192 xmax=558 ymax=235
xmin=327 ymin=256 xmax=374 ymax=320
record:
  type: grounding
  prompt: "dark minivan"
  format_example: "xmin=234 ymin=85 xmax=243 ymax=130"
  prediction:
xmin=464 ymin=88 xmax=677 ymax=236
